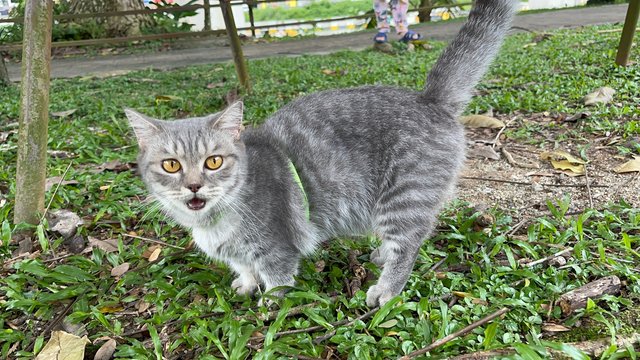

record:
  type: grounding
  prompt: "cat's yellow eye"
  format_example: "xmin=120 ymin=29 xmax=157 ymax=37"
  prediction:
xmin=205 ymin=155 xmax=223 ymax=170
xmin=161 ymin=159 xmax=182 ymax=173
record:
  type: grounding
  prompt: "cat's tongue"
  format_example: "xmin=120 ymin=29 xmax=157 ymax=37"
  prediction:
xmin=186 ymin=197 xmax=206 ymax=210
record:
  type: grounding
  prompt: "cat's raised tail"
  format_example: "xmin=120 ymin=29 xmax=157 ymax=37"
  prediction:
xmin=422 ymin=0 xmax=517 ymax=114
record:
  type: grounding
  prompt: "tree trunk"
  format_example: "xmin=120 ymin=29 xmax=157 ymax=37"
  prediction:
xmin=14 ymin=0 xmax=53 ymax=225
xmin=0 ymin=54 xmax=10 ymax=86
xmin=418 ymin=0 xmax=433 ymax=23
xmin=68 ymin=0 xmax=150 ymax=37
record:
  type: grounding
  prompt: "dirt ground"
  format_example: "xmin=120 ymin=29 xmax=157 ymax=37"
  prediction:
xmin=457 ymin=112 xmax=640 ymax=225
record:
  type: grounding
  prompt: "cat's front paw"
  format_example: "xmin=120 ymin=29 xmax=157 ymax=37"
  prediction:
xmin=232 ymin=277 xmax=258 ymax=296
xmin=366 ymin=284 xmax=397 ymax=307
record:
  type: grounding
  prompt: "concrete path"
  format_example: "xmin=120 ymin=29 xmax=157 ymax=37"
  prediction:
xmin=5 ymin=4 xmax=629 ymax=81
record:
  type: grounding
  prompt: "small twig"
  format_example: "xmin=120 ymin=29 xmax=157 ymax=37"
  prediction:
xmin=524 ymin=247 xmax=573 ymax=268
xmin=491 ymin=121 xmax=509 ymax=149
xmin=43 ymin=247 xmax=93 ymax=263
xmin=501 ymin=147 xmax=540 ymax=169
xmin=314 ymin=307 xmax=379 ymax=344
xmin=510 ymin=25 xmax=535 ymax=33
xmin=121 ymin=233 xmax=185 ymax=250
xmin=42 ymin=162 xmax=73 ymax=222
xmin=25 ymin=297 xmax=78 ymax=352
xmin=461 ymin=175 xmax=606 ymax=188
xmin=584 ymin=165 xmax=594 ymax=209
xmin=39 ymin=162 xmax=73 ymax=258
xmin=429 ymin=257 xmax=447 ymax=272
xmin=235 ymin=296 xmax=339 ymax=322
xmin=506 ymin=217 xmax=529 ymax=237
xmin=399 ymin=307 xmax=510 ymax=359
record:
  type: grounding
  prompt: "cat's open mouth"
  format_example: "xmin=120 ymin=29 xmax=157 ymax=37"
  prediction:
xmin=186 ymin=197 xmax=206 ymax=210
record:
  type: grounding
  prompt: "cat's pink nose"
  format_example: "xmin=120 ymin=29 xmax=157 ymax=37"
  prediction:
xmin=187 ymin=184 xmax=202 ymax=193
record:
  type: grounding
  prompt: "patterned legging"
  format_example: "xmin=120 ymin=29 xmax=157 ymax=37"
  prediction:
xmin=374 ymin=0 xmax=410 ymax=36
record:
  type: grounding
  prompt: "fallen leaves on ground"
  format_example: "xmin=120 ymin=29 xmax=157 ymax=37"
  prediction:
xmin=613 ymin=156 xmax=640 ymax=173
xmin=88 ymin=237 xmax=118 ymax=253
xmin=35 ymin=331 xmax=90 ymax=360
xmin=91 ymin=160 xmax=135 ymax=173
xmin=45 ymin=177 xmax=79 ymax=192
xmin=459 ymin=115 xmax=505 ymax=128
xmin=584 ymin=86 xmax=615 ymax=106
xmin=111 ymin=262 xmax=130 ymax=277
xmin=93 ymin=338 xmax=117 ymax=360
xmin=540 ymin=150 xmax=586 ymax=176
xmin=51 ymin=109 xmax=77 ymax=118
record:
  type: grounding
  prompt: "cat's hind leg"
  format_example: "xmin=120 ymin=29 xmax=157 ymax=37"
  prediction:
xmin=368 ymin=200 xmax=439 ymax=307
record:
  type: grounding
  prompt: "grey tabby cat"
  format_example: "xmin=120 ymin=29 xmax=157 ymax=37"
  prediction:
xmin=125 ymin=0 xmax=516 ymax=307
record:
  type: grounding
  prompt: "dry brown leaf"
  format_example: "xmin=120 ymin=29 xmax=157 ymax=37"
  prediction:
xmin=51 ymin=109 xmax=77 ymax=118
xmin=540 ymin=150 xmax=586 ymax=164
xmin=88 ymin=237 xmax=118 ymax=253
xmin=93 ymin=338 xmax=117 ymax=360
xmin=540 ymin=150 xmax=586 ymax=176
xmin=321 ymin=69 xmax=335 ymax=75
xmin=148 ymin=247 xmax=162 ymax=262
xmin=584 ymin=86 xmax=615 ymax=106
xmin=45 ymin=177 xmax=79 ymax=192
xmin=551 ymin=160 xmax=586 ymax=176
xmin=542 ymin=323 xmax=571 ymax=332
xmin=314 ymin=260 xmax=326 ymax=272
xmin=35 ymin=331 xmax=90 ymax=360
xmin=468 ymin=144 xmax=500 ymax=160
xmin=92 ymin=160 xmax=135 ymax=174
xmin=136 ymin=300 xmax=151 ymax=313
xmin=459 ymin=115 xmax=505 ymax=128
xmin=142 ymin=245 xmax=161 ymax=259
xmin=110 ymin=262 xmax=130 ymax=277
xmin=613 ymin=156 xmax=640 ymax=174
xmin=99 ymin=305 xmax=124 ymax=314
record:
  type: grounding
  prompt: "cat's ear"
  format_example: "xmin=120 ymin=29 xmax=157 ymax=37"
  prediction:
xmin=124 ymin=108 xmax=160 ymax=149
xmin=211 ymin=101 xmax=244 ymax=140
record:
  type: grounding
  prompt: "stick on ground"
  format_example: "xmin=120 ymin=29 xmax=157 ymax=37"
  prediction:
xmin=399 ymin=307 xmax=510 ymax=359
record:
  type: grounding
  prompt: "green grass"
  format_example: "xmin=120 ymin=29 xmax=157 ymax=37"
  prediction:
xmin=1 ymin=24 xmax=639 ymax=359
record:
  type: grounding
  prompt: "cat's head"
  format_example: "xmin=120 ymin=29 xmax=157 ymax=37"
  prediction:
xmin=125 ymin=102 xmax=246 ymax=228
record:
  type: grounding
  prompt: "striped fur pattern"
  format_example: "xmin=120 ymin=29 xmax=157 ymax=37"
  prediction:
xmin=126 ymin=0 xmax=516 ymax=307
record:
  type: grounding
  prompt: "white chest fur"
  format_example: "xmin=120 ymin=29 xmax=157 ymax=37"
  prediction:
xmin=191 ymin=214 xmax=240 ymax=260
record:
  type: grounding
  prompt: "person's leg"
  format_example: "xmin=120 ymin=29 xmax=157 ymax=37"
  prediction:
xmin=390 ymin=0 xmax=409 ymax=36
xmin=391 ymin=0 xmax=422 ymax=41
xmin=374 ymin=0 xmax=390 ymax=43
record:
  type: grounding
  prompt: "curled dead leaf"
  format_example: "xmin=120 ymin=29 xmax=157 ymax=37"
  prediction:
xmin=110 ymin=262 xmax=130 ymax=277
xmin=93 ymin=338 xmax=117 ymax=360
xmin=613 ymin=156 xmax=640 ymax=174
xmin=142 ymin=245 xmax=161 ymax=259
xmin=584 ymin=86 xmax=615 ymax=106
xmin=542 ymin=323 xmax=571 ymax=332
xmin=35 ymin=331 xmax=90 ymax=360
xmin=88 ymin=237 xmax=119 ymax=253
xmin=540 ymin=150 xmax=586 ymax=176
xmin=51 ymin=109 xmax=77 ymax=118
xmin=136 ymin=300 xmax=151 ymax=313
xmin=459 ymin=115 xmax=505 ymax=128
xmin=148 ymin=247 xmax=162 ymax=262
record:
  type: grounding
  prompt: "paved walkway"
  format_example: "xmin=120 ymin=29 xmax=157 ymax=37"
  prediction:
xmin=5 ymin=4 xmax=629 ymax=81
